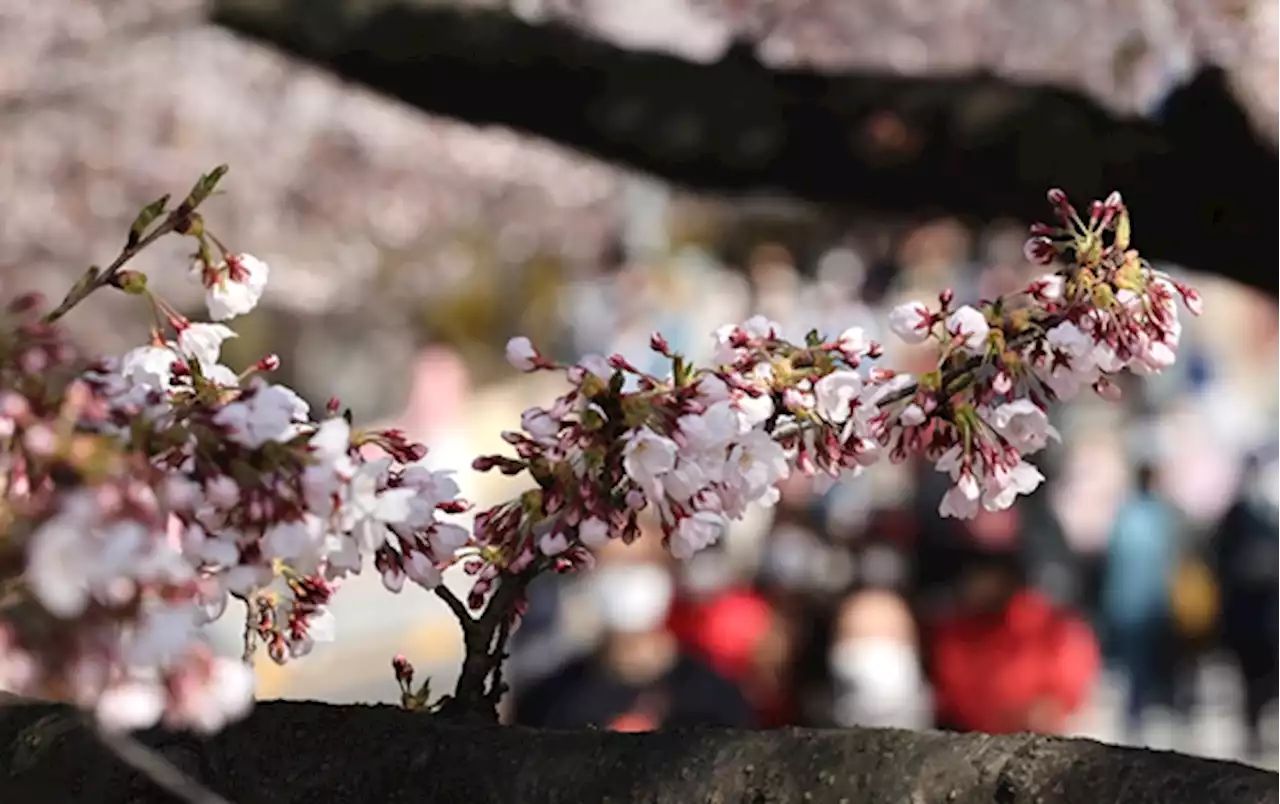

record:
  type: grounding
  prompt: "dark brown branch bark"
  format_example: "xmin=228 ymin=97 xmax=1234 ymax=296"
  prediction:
xmin=211 ymin=1 xmax=1279 ymax=296
xmin=0 ymin=698 xmax=1274 ymax=803
xmin=433 ymin=570 xmax=531 ymax=722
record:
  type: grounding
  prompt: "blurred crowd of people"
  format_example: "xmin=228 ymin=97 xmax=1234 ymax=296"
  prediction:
xmin=483 ymin=215 xmax=1278 ymax=763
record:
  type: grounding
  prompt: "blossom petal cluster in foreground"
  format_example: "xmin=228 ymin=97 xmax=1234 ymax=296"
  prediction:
xmin=1 ymin=185 xmax=469 ymax=734
xmin=0 ymin=181 xmax=1199 ymax=736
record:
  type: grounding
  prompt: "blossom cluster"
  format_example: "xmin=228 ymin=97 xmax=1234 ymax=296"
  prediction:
xmin=0 ymin=187 xmax=468 ymax=734
xmin=0 ymin=179 xmax=1198 ymax=738
xmin=470 ymin=189 xmax=1200 ymax=571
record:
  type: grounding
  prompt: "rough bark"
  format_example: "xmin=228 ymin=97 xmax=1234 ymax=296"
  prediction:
xmin=0 ymin=698 xmax=1275 ymax=804
xmin=210 ymin=1 xmax=1278 ymax=296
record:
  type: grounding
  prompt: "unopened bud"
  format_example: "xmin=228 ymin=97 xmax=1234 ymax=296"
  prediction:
xmin=256 ymin=354 xmax=281 ymax=372
xmin=326 ymin=396 xmax=342 ymax=415
xmin=1103 ymin=190 xmax=1123 ymax=210
xmin=7 ymin=292 xmax=44 ymax=314
xmin=437 ymin=499 xmax=469 ymax=514
xmin=938 ymin=288 xmax=954 ymax=308
xmin=1177 ymin=284 xmax=1203 ymax=316
xmin=1028 ymin=222 xmax=1055 ymax=237
xmin=392 ymin=653 xmax=414 ymax=685
xmin=1046 ymin=188 xmax=1069 ymax=208
xmin=649 ymin=332 xmax=671 ymax=355
xmin=267 ymin=636 xmax=288 ymax=665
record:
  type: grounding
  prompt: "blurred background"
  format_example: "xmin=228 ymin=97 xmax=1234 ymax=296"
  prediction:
xmin=2 ymin=0 xmax=1276 ymax=769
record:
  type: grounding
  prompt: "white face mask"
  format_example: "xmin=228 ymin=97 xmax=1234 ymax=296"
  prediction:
xmin=829 ymin=638 xmax=927 ymax=729
xmin=590 ymin=563 xmax=674 ymax=634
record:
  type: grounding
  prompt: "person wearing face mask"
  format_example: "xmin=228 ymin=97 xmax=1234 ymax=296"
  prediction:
xmin=1209 ymin=448 xmax=1279 ymax=761
xmin=825 ymin=589 xmax=931 ymax=730
xmin=512 ymin=529 xmax=754 ymax=731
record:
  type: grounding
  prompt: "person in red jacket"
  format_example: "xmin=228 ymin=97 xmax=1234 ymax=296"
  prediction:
xmin=928 ymin=548 xmax=1100 ymax=735
xmin=667 ymin=555 xmax=796 ymax=727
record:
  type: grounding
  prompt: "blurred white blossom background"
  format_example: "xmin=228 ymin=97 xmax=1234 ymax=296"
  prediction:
xmin=0 ymin=0 xmax=1274 ymax=391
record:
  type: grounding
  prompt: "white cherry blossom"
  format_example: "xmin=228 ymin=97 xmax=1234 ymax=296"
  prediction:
xmin=888 ymin=301 xmax=932 ymax=344
xmin=987 ymin=400 xmax=1059 ymax=455
xmin=945 ymin=305 xmax=991 ymax=351
xmin=505 ymin=336 xmax=539 ymax=371
xmin=196 ymin=253 xmax=269 ymax=322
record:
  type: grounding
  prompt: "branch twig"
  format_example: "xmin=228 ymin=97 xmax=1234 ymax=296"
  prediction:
xmin=91 ymin=720 xmax=234 ymax=804
xmin=433 ymin=584 xmax=476 ymax=634
xmin=434 ymin=569 xmax=532 ymax=721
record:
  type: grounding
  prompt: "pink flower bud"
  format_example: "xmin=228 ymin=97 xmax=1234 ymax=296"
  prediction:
xmin=1046 ymin=188 xmax=1069 ymax=208
xmin=392 ymin=654 xmax=414 ymax=685
xmin=437 ymin=499 xmax=469 ymax=514
xmin=1177 ymin=285 xmax=1203 ymax=316
xmin=256 ymin=354 xmax=281 ymax=372
xmin=7 ymin=292 xmax=44 ymax=314
xmin=649 ymin=332 xmax=671 ymax=355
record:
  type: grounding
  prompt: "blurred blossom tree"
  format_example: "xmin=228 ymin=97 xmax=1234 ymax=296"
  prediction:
xmin=212 ymin=0 xmax=1279 ymax=295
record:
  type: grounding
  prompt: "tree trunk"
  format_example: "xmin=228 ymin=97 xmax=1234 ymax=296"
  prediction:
xmin=1 ymin=699 xmax=1274 ymax=803
xmin=211 ymin=1 xmax=1278 ymax=296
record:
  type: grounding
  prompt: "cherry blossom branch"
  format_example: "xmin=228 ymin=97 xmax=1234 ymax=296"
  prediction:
xmin=876 ymin=311 xmax=1068 ymax=410
xmin=432 ymin=585 xmax=476 ymax=633
xmin=434 ymin=569 xmax=534 ymax=722
xmin=42 ymin=166 xmax=228 ymax=325
xmin=0 ymin=175 xmax=1200 ymax=743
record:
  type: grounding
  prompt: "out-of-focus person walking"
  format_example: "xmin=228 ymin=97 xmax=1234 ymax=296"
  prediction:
xmin=512 ymin=523 xmax=753 ymax=731
xmin=1209 ymin=448 xmax=1280 ymax=760
xmin=928 ymin=543 xmax=1099 ymax=736
xmin=1100 ymin=462 xmax=1182 ymax=742
xmin=667 ymin=547 xmax=794 ymax=727
xmin=826 ymin=588 xmax=931 ymax=730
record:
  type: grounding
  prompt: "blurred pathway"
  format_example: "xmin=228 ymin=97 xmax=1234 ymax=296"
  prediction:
xmin=1068 ymin=655 xmax=1277 ymax=769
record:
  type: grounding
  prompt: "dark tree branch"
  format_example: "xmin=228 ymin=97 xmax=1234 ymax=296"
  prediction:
xmin=1 ymin=699 xmax=1275 ymax=803
xmin=212 ymin=1 xmax=1278 ymax=296
xmin=433 ymin=583 xmax=476 ymax=632
xmin=433 ymin=569 xmax=532 ymax=723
